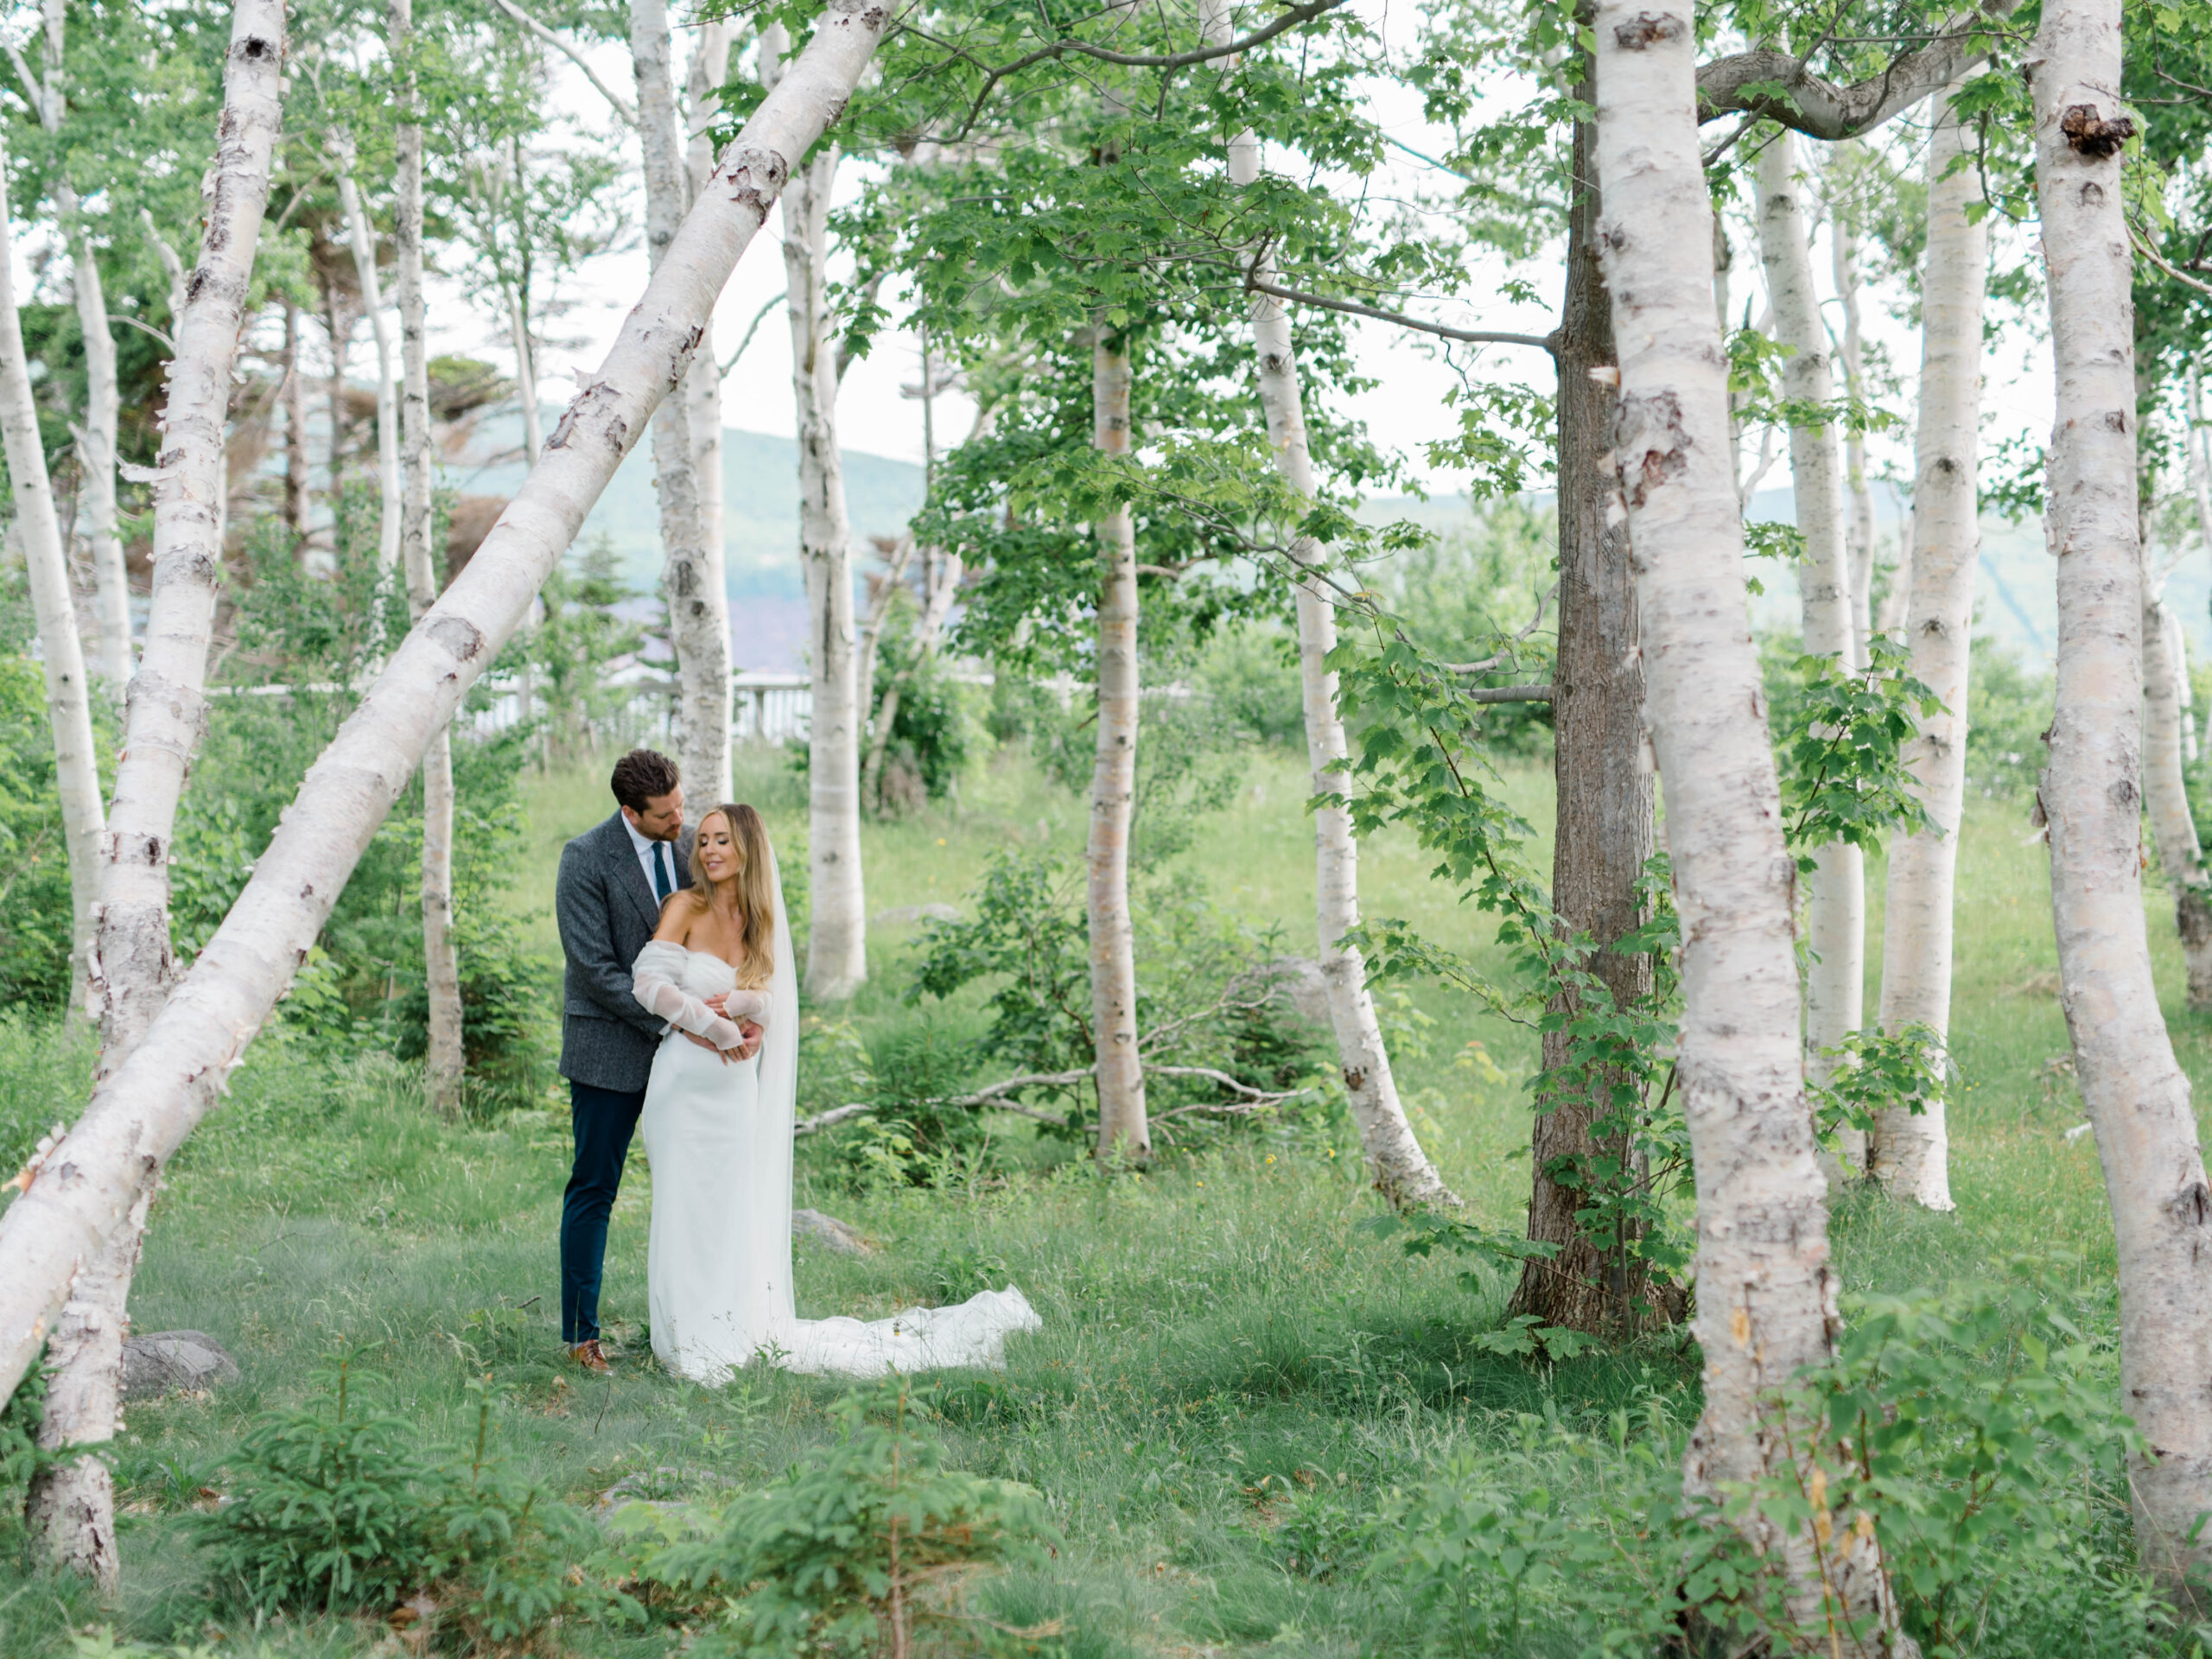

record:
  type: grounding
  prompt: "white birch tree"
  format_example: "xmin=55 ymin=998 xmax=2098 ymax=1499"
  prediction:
xmin=1870 ymin=83 xmax=1984 ymax=1210
xmin=394 ymin=0 xmax=465 ymax=1114
xmin=1754 ymin=132 xmax=1863 ymax=1171
xmin=2141 ymin=586 xmax=2212 ymax=1005
xmin=1594 ymin=1 xmax=1897 ymax=1630
xmin=2031 ymin=0 xmax=2212 ymax=1588
xmin=0 ymin=0 xmax=892 ymax=1416
xmin=28 ymin=0 xmax=286 ymax=1585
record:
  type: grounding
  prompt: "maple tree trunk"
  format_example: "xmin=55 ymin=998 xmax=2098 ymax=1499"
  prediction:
xmin=27 ymin=1 xmax=284 ymax=1588
xmin=0 ymin=0 xmax=889 ymax=1420
xmin=1871 ymin=86 xmax=1981 ymax=1210
xmin=1593 ymin=2 xmax=1897 ymax=1633
xmin=1202 ymin=0 xmax=1453 ymax=1209
xmin=1089 ymin=334 xmax=1147 ymax=1162
xmin=1756 ymin=132 xmax=1864 ymax=1173
xmin=636 ymin=0 xmax=733 ymax=817
xmin=396 ymin=0 xmax=464 ymax=1116
xmin=2032 ymin=0 xmax=2212 ymax=1592
xmin=1515 ymin=109 xmax=1656 ymax=1325
xmin=0 ymin=138 xmax=103 ymax=1014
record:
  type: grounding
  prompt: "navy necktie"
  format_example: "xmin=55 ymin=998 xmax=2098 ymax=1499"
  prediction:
xmin=652 ymin=840 xmax=673 ymax=904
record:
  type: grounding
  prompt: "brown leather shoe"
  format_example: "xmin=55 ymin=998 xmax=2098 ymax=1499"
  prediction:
xmin=568 ymin=1338 xmax=612 ymax=1375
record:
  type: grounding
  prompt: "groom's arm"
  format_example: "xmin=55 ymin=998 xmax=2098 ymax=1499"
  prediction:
xmin=556 ymin=842 xmax=664 ymax=1033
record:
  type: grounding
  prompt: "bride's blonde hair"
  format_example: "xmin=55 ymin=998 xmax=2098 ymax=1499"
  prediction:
xmin=686 ymin=804 xmax=776 ymax=988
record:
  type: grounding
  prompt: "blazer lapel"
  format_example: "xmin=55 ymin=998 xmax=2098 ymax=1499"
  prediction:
xmin=603 ymin=815 xmax=662 ymax=929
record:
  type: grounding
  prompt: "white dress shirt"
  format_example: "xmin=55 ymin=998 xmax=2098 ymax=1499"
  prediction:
xmin=623 ymin=812 xmax=679 ymax=905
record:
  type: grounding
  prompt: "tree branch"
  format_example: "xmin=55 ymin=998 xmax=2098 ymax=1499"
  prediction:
xmin=1461 ymin=683 xmax=1555 ymax=703
xmin=721 ymin=289 xmax=785 ymax=378
xmin=485 ymin=0 xmax=638 ymax=128
xmin=1246 ymin=275 xmax=1559 ymax=354
xmin=1694 ymin=1 xmax=2023 ymax=140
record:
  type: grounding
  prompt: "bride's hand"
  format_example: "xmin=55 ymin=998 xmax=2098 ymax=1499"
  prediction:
xmin=734 ymin=1020 xmax=764 ymax=1061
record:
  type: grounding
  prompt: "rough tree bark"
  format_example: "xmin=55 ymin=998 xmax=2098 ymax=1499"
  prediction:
xmin=1514 ymin=107 xmax=1656 ymax=1323
xmin=761 ymin=24 xmax=866 ymax=995
xmin=1757 ymin=132 xmax=1865 ymax=1174
xmin=0 ymin=0 xmax=890 ymax=1416
xmin=2031 ymin=0 xmax=2212 ymax=1592
xmin=0 ymin=137 xmax=104 ymax=1014
xmin=635 ymin=0 xmax=733 ymax=817
xmin=1090 ymin=334 xmax=1148 ymax=1162
xmin=1594 ymin=0 xmax=1898 ymax=1634
xmin=1870 ymin=84 xmax=1983 ymax=1210
xmin=1199 ymin=0 xmax=1456 ymax=1211
xmin=22 ymin=0 xmax=284 ymax=1589
xmin=395 ymin=0 xmax=465 ymax=1116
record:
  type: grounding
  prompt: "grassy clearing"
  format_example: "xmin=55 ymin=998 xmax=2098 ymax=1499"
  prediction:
xmin=0 ymin=744 xmax=2180 ymax=1656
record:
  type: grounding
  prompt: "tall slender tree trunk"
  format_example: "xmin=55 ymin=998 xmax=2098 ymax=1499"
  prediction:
xmin=635 ymin=0 xmax=733 ymax=816
xmin=2032 ymin=0 xmax=2212 ymax=1592
xmin=685 ymin=26 xmax=734 ymax=787
xmin=506 ymin=286 xmax=543 ymax=462
xmin=1516 ymin=108 xmax=1657 ymax=1322
xmin=1593 ymin=3 xmax=1897 ymax=1634
xmin=335 ymin=159 xmax=403 ymax=612
xmin=1831 ymin=157 xmax=1877 ymax=662
xmin=761 ymin=25 xmax=865 ymax=995
xmin=0 ymin=0 xmax=891 ymax=1417
xmin=0 ymin=138 xmax=104 ymax=1015
xmin=22 ymin=0 xmax=284 ymax=1589
xmin=1871 ymin=86 xmax=1983 ymax=1210
xmin=2144 ymin=592 xmax=2212 ymax=1005
xmin=394 ymin=0 xmax=464 ymax=1116
xmin=1198 ymin=0 xmax=1454 ymax=1209
xmin=1089 ymin=334 xmax=1147 ymax=1162
xmin=1756 ymin=131 xmax=1865 ymax=1172
xmin=283 ymin=298 xmax=308 ymax=544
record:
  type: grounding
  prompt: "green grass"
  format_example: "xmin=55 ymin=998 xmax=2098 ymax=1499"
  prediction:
xmin=0 ymin=741 xmax=2186 ymax=1656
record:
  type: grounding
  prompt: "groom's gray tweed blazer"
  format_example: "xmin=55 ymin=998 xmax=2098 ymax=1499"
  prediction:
xmin=556 ymin=811 xmax=691 ymax=1094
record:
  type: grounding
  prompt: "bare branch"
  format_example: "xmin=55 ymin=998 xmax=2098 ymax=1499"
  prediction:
xmin=1461 ymin=683 xmax=1555 ymax=703
xmin=1694 ymin=1 xmax=2023 ymax=140
xmin=721 ymin=289 xmax=785 ymax=378
xmin=484 ymin=0 xmax=639 ymax=127
xmin=1246 ymin=275 xmax=1558 ymax=354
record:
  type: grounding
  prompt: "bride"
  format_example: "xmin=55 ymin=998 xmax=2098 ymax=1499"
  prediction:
xmin=627 ymin=802 xmax=1040 ymax=1382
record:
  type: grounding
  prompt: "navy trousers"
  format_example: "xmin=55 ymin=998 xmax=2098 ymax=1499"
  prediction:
xmin=560 ymin=1078 xmax=646 ymax=1344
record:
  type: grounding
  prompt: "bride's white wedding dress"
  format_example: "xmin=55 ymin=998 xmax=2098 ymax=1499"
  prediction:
xmin=628 ymin=858 xmax=1039 ymax=1384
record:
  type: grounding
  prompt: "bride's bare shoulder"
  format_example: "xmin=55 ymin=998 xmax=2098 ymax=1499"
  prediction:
xmin=652 ymin=894 xmax=695 ymax=945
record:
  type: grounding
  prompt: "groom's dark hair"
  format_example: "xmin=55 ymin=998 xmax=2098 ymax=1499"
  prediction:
xmin=611 ymin=749 xmax=680 ymax=813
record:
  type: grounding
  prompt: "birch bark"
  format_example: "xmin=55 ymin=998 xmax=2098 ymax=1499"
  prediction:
xmin=1090 ymin=335 xmax=1147 ymax=1161
xmin=2031 ymin=0 xmax=2212 ymax=1589
xmin=0 ymin=0 xmax=887 ymax=1419
xmin=1830 ymin=154 xmax=1877 ymax=662
xmin=1198 ymin=0 xmax=1454 ymax=1209
xmin=0 ymin=137 xmax=104 ymax=1014
xmin=1756 ymin=131 xmax=1864 ymax=1173
xmin=2143 ymin=590 xmax=2212 ymax=1006
xmin=685 ymin=23 xmax=734 ymax=798
xmin=1871 ymin=85 xmax=1982 ymax=1209
xmin=634 ymin=0 xmax=733 ymax=817
xmin=1594 ymin=2 xmax=1896 ymax=1632
xmin=335 ymin=157 xmax=404 ymax=602
xmin=26 ymin=9 xmax=284 ymax=1587
xmin=395 ymin=0 xmax=464 ymax=1116
xmin=762 ymin=25 xmax=866 ymax=995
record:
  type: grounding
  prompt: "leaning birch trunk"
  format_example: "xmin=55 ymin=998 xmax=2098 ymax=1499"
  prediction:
xmin=1089 ymin=335 xmax=1147 ymax=1162
xmin=1593 ymin=2 xmax=1898 ymax=1634
xmin=63 ymin=201 xmax=131 ymax=695
xmin=1756 ymin=131 xmax=1864 ymax=1173
xmin=763 ymin=24 xmax=865 ymax=996
xmin=1870 ymin=84 xmax=1983 ymax=1211
xmin=1196 ymin=0 xmax=1454 ymax=1208
xmin=395 ymin=0 xmax=464 ymax=1116
xmin=0 ymin=137 xmax=104 ymax=1013
xmin=634 ymin=0 xmax=732 ymax=817
xmin=2031 ymin=0 xmax=2212 ymax=1591
xmin=335 ymin=158 xmax=403 ymax=605
xmin=37 ymin=11 xmax=285 ymax=1590
xmin=2143 ymin=592 xmax=2212 ymax=1006
xmin=0 ymin=0 xmax=889 ymax=1416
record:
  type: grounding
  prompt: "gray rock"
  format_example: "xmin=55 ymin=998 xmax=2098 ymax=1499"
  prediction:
xmin=122 ymin=1331 xmax=239 ymax=1400
xmin=792 ymin=1208 xmax=875 ymax=1255
xmin=1264 ymin=957 xmax=1333 ymax=1027
xmin=871 ymin=903 xmax=960 ymax=927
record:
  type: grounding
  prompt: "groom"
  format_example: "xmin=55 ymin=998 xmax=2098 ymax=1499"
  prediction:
xmin=555 ymin=748 xmax=692 ymax=1374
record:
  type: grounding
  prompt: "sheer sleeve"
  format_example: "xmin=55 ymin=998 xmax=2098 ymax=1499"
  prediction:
xmin=632 ymin=942 xmax=751 ymax=1051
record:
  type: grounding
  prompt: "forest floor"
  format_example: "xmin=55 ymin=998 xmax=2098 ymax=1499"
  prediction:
xmin=0 ymin=744 xmax=2181 ymax=1656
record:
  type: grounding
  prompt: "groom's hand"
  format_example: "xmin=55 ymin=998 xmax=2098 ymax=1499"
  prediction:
xmin=680 ymin=1029 xmax=738 ymax=1065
